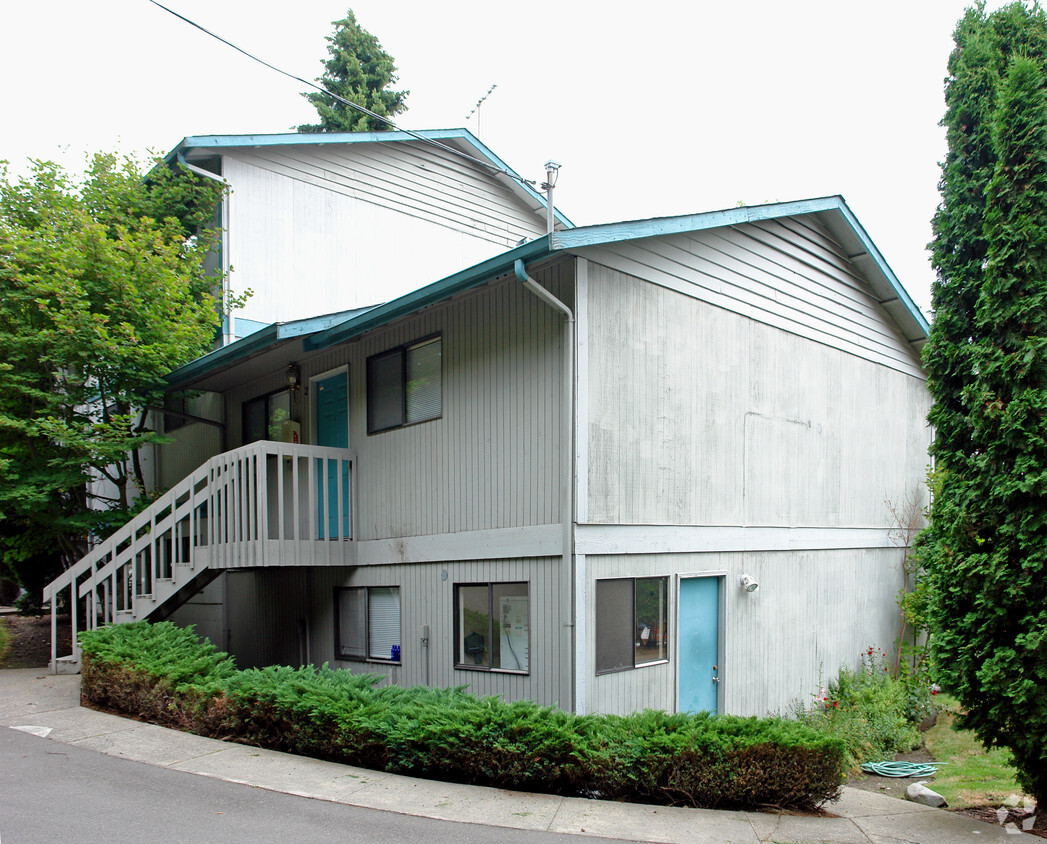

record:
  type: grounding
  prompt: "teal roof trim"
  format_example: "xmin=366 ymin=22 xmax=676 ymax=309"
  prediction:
xmin=832 ymin=201 xmax=931 ymax=336
xmin=164 ymin=128 xmax=573 ymax=229
xmin=549 ymin=196 xmax=929 ymax=340
xmin=166 ymin=307 xmax=377 ymax=389
xmin=304 ymin=237 xmax=553 ymax=351
xmin=549 ymin=197 xmax=844 ymax=250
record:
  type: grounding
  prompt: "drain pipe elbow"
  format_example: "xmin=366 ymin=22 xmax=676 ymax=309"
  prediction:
xmin=515 ymin=259 xmax=574 ymax=324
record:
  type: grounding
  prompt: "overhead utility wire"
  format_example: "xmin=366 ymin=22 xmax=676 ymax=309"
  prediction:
xmin=148 ymin=1 xmax=536 ymax=187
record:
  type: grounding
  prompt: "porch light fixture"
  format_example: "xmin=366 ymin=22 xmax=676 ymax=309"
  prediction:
xmin=286 ymin=363 xmax=300 ymax=390
xmin=738 ymin=574 xmax=759 ymax=593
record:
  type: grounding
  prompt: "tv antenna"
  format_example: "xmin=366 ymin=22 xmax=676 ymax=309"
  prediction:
xmin=466 ymin=84 xmax=498 ymax=137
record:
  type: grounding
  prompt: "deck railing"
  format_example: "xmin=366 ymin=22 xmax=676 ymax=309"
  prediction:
xmin=43 ymin=441 xmax=355 ymax=671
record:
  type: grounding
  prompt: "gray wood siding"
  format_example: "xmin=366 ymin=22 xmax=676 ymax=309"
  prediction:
xmin=584 ymin=549 xmax=905 ymax=718
xmin=222 ymin=141 xmax=549 ymax=325
xmin=220 ymin=558 xmax=567 ymax=708
xmin=585 ymin=264 xmax=931 ymax=528
xmin=219 ymin=263 xmax=570 ymax=542
xmin=575 ymin=216 xmax=924 ymax=378
xmin=157 ymin=392 xmax=224 ymax=490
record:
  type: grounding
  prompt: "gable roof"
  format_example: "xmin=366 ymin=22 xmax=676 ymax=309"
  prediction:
xmin=164 ymin=128 xmax=574 ymax=230
xmin=304 ymin=196 xmax=928 ymax=352
xmin=166 ymin=196 xmax=928 ymax=390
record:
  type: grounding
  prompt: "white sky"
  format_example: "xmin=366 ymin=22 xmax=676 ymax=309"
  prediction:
xmin=0 ymin=1 xmax=1015 ymax=316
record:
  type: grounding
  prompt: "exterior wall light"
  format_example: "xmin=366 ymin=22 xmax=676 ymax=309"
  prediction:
xmin=738 ymin=574 xmax=759 ymax=593
xmin=287 ymin=363 xmax=300 ymax=390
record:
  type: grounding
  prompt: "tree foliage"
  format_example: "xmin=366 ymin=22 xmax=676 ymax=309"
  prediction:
xmin=0 ymin=153 xmax=225 ymax=597
xmin=920 ymin=1 xmax=1047 ymax=803
xmin=297 ymin=9 xmax=408 ymax=133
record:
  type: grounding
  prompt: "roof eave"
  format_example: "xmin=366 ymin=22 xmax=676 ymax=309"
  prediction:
xmin=305 ymin=236 xmax=554 ymax=351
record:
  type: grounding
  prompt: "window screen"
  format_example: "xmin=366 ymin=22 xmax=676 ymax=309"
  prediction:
xmin=596 ymin=577 xmax=669 ymax=674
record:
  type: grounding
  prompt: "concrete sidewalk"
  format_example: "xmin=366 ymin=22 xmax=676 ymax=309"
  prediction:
xmin=0 ymin=669 xmax=1034 ymax=843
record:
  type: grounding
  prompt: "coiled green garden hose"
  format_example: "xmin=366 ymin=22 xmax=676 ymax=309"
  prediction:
xmin=860 ymin=761 xmax=941 ymax=777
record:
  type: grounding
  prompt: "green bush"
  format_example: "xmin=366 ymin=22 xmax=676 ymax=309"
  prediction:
xmin=795 ymin=648 xmax=922 ymax=772
xmin=80 ymin=621 xmax=845 ymax=810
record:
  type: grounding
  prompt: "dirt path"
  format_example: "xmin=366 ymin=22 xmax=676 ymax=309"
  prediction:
xmin=0 ymin=612 xmax=72 ymax=669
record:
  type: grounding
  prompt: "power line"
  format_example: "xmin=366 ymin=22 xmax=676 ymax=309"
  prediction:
xmin=148 ymin=1 xmax=535 ymax=187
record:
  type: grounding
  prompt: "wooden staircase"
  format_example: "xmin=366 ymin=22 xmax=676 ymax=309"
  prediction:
xmin=43 ymin=441 xmax=355 ymax=672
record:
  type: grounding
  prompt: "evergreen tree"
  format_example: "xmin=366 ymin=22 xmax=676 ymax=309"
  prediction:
xmin=298 ymin=10 xmax=408 ymax=133
xmin=921 ymin=1 xmax=1047 ymax=803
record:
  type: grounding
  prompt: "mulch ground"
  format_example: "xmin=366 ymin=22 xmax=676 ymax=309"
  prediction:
xmin=0 ymin=612 xmax=72 ymax=669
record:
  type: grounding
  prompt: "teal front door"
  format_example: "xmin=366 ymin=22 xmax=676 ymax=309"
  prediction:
xmin=315 ymin=372 xmax=349 ymax=539
xmin=678 ymin=576 xmax=721 ymax=713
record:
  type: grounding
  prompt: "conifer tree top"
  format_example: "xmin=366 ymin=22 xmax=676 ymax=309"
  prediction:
xmin=297 ymin=10 xmax=408 ymax=134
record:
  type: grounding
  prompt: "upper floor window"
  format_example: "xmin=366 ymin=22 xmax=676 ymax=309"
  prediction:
xmin=367 ymin=336 xmax=442 ymax=433
xmin=242 ymin=388 xmax=292 ymax=444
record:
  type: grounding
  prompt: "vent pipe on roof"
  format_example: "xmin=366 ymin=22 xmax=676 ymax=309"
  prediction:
xmin=542 ymin=160 xmax=561 ymax=236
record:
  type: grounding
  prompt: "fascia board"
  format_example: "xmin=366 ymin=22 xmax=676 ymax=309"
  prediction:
xmin=164 ymin=128 xmax=573 ymax=228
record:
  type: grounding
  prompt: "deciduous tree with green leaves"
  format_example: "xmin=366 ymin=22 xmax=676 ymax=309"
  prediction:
xmin=920 ymin=1 xmax=1047 ymax=804
xmin=297 ymin=9 xmax=408 ymax=133
xmin=0 ymin=153 xmax=226 ymax=601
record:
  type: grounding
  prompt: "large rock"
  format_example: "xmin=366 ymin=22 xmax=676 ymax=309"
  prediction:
xmin=905 ymin=781 xmax=948 ymax=808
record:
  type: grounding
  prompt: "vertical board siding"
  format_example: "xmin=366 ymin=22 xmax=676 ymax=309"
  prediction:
xmin=586 ymin=264 xmax=931 ymax=527
xmin=217 ymin=263 xmax=570 ymax=542
xmin=576 ymin=216 xmax=924 ymax=378
xmin=221 ymin=558 xmax=566 ymax=707
xmin=350 ymin=264 xmax=569 ymax=540
xmin=158 ymin=392 xmax=224 ymax=489
xmin=222 ymin=141 xmax=548 ymax=324
xmin=585 ymin=550 xmax=905 ymax=717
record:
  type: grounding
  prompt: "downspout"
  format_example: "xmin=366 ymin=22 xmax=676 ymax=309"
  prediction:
xmin=515 ymin=258 xmax=577 ymax=713
xmin=176 ymin=153 xmax=233 ymax=346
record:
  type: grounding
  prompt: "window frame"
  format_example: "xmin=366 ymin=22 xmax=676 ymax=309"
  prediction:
xmin=242 ymin=387 xmax=294 ymax=445
xmin=366 ymin=334 xmax=443 ymax=434
xmin=595 ymin=576 xmax=670 ymax=675
xmin=334 ymin=585 xmax=402 ymax=664
xmin=453 ymin=581 xmax=530 ymax=674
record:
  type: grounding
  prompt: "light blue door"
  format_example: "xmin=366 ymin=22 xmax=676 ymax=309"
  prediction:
xmin=678 ymin=576 xmax=720 ymax=714
xmin=315 ymin=372 xmax=349 ymax=539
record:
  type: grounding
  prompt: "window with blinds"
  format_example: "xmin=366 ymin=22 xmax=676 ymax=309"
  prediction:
xmin=366 ymin=336 xmax=442 ymax=433
xmin=336 ymin=586 xmax=401 ymax=663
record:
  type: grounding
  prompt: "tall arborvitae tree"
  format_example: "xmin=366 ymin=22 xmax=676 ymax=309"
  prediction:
xmin=921 ymin=2 xmax=1047 ymax=803
xmin=297 ymin=10 xmax=408 ymax=133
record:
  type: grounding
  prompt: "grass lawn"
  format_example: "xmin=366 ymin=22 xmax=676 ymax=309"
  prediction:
xmin=924 ymin=700 xmax=1031 ymax=809
xmin=0 ymin=618 xmax=10 ymax=665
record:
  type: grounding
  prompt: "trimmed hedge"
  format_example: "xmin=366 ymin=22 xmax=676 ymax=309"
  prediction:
xmin=79 ymin=621 xmax=844 ymax=809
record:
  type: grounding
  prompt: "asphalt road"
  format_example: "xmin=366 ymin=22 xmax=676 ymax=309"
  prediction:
xmin=0 ymin=726 xmax=640 ymax=844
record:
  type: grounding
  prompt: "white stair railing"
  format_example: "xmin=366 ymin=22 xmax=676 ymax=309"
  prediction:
xmin=44 ymin=441 xmax=354 ymax=672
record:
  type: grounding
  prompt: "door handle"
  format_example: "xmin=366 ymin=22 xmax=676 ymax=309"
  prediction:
xmin=711 ymin=664 xmax=719 ymax=684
